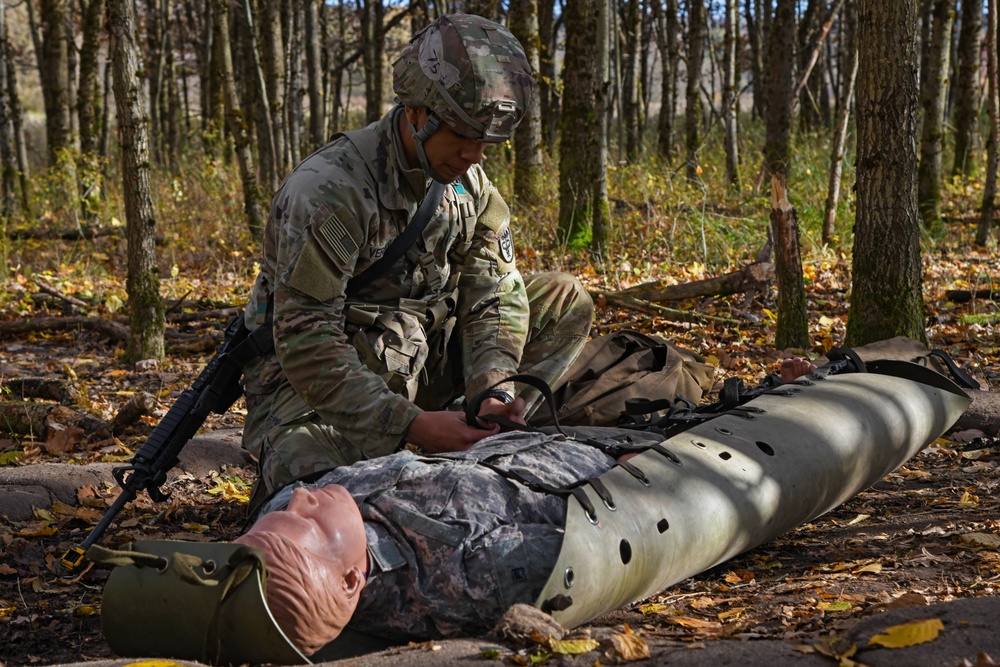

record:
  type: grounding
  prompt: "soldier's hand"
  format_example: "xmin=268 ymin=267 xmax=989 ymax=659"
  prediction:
xmin=406 ymin=410 xmax=499 ymax=453
xmin=477 ymin=396 xmax=527 ymax=429
xmin=779 ymin=357 xmax=816 ymax=382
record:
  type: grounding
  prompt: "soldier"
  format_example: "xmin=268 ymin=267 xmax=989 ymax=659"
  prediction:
xmin=240 ymin=13 xmax=595 ymax=510
xmin=235 ymin=430 xmax=652 ymax=655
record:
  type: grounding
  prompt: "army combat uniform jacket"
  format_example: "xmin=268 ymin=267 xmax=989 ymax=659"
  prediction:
xmin=240 ymin=106 xmax=593 ymax=498
xmin=256 ymin=431 xmax=657 ymax=640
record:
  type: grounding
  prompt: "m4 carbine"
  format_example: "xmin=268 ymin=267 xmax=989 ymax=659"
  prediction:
xmin=60 ymin=315 xmax=273 ymax=574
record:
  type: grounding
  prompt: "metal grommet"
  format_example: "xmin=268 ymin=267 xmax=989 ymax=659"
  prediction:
xmin=715 ymin=426 xmax=733 ymax=436
xmin=564 ymin=567 xmax=575 ymax=588
xmin=691 ymin=440 xmax=707 ymax=449
xmin=603 ymin=498 xmax=617 ymax=511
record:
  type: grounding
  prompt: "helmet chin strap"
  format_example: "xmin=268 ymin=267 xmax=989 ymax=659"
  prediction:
xmin=407 ymin=112 xmax=452 ymax=184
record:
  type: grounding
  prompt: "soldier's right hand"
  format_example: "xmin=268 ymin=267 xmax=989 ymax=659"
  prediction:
xmin=405 ymin=410 xmax=499 ymax=453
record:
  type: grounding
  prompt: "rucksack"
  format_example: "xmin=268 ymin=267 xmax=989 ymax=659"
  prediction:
xmin=528 ymin=330 xmax=716 ymax=428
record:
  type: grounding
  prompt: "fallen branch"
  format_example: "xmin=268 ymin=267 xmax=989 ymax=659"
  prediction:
xmin=0 ymin=309 xmax=238 ymax=342
xmin=0 ymin=376 xmax=86 ymax=408
xmin=591 ymin=291 xmax=739 ymax=325
xmin=34 ymin=279 xmax=90 ymax=310
xmin=616 ymin=261 xmax=774 ymax=302
xmin=0 ymin=400 xmax=108 ymax=441
xmin=0 ymin=316 xmax=130 ymax=342
xmin=109 ymin=391 xmax=158 ymax=435
xmin=945 ymin=289 xmax=996 ymax=303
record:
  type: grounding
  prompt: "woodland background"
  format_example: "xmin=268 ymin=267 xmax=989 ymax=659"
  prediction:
xmin=0 ymin=0 xmax=999 ymax=664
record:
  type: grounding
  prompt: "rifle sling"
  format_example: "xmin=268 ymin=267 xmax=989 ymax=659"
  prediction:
xmin=345 ymin=180 xmax=447 ymax=299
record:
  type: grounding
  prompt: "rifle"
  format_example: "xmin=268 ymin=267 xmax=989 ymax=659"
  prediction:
xmin=60 ymin=315 xmax=273 ymax=574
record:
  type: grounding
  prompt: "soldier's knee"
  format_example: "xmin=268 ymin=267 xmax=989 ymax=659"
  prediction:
xmin=526 ymin=271 xmax=595 ymax=318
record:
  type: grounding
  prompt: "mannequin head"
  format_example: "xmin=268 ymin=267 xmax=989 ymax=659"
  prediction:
xmin=235 ymin=485 xmax=368 ymax=656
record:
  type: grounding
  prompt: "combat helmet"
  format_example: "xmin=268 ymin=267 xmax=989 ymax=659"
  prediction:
xmin=393 ymin=13 xmax=535 ymax=181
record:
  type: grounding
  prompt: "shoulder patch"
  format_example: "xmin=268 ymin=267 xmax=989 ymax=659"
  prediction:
xmin=499 ymin=228 xmax=515 ymax=264
xmin=316 ymin=213 xmax=359 ymax=265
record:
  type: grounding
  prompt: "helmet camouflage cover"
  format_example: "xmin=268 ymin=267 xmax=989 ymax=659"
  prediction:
xmin=392 ymin=14 xmax=535 ymax=143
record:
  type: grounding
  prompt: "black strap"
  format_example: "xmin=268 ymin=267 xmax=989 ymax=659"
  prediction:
xmin=925 ymin=350 xmax=981 ymax=390
xmin=345 ymin=180 xmax=447 ymax=299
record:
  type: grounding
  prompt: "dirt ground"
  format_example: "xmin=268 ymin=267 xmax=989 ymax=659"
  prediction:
xmin=1 ymin=315 xmax=998 ymax=666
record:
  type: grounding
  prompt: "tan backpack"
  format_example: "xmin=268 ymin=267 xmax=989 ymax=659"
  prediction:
xmin=529 ymin=330 xmax=717 ymax=428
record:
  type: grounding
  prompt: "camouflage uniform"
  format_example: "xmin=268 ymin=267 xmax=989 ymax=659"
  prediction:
xmin=241 ymin=16 xmax=594 ymax=502
xmin=255 ymin=430 xmax=660 ymax=640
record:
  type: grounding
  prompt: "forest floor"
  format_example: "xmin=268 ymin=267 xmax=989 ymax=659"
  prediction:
xmin=0 ymin=218 xmax=999 ymax=666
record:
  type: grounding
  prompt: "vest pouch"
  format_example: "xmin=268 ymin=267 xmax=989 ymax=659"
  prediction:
xmin=352 ymin=310 xmax=429 ymax=401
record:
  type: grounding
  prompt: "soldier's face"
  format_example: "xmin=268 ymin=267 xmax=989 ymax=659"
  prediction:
xmin=406 ymin=107 xmax=487 ymax=180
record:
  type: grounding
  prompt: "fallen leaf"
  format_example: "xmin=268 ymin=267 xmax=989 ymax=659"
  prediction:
xmin=867 ymin=618 xmax=944 ymax=648
xmin=951 ymin=428 xmax=986 ymax=443
xmin=817 ymin=600 xmax=853 ymax=612
xmin=42 ymin=425 xmax=85 ymax=454
xmin=717 ymin=607 xmax=747 ymax=622
xmin=549 ymin=637 xmax=599 ymax=655
xmin=72 ymin=604 xmax=99 ymax=617
xmin=667 ymin=616 xmax=722 ymax=631
xmin=605 ymin=633 xmax=650 ymax=661
xmin=959 ymin=533 xmax=1000 ymax=549
xmin=957 ymin=652 xmax=999 ymax=667
xmin=853 ymin=562 xmax=883 ymax=575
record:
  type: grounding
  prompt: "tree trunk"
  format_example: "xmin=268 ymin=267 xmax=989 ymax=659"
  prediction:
xmin=509 ymin=0 xmax=545 ymax=208
xmin=916 ymin=0 xmax=954 ymax=233
xmin=722 ymin=0 xmax=740 ymax=190
xmin=330 ymin=0 xmax=346 ymax=132
xmin=4 ymin=7 xmax=29 ymax=215
xmin=652 ymin=0 xmax=679 ymax=161
xmin=621 ymin=0 xmax=642 ymax=161
xmin=538 ymin=0 xmax=559 ymax=150
xmin=770 ymin=176 xmax=809 ymax=350
xmin=38 ymin=0 xmax=72 ymax=163
xmin=146 ymin=0 xmax=169 ymax=165
xmin=846 ymin=0 xmax=925 ymax=346
xmin=918 ymin=0 xmax=934 ymax=89
xmin=591 ymin=0 xmax=611 ymax=254
xmin=285 ymin=0 xmax=303 ymax=165
xmin=304 ymin=0 xmax=324 ymax=149
xmin=258 ymin=0 xmax=286 ymax=173
xmin=977 ymin=0 xmax=1000 ymax=246
xmin=684 ymin=0 xmax=705 ymax=183
xmin=952 ymin=0 xmax=981 ymax=178
xmin=558 ymin=0 xmax=605 ymax=249
xmin=745 ymin=0 xmax=765 ymax=119
xmin=241 ymin=0 xmax=279 ymax=193
xmin=213 ymin=0 xmax=265 ymax=240
xmin=763 ymin=0 xmax=795 ymax=179
xmin=0 ymin=0 xmax=19 ymax=217
xmin=77 ymin=0 xmax=105 ymax=157
xmin=362 ymin=0 xmax=384 ymax=125
xmin=107 ymin=0 xmax=166 ymax=364
xmin=823 ymin=0 xmax=858 ymax=246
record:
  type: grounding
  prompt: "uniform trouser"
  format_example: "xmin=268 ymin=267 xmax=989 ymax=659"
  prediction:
xmin=244 ymin=272 xmax=594 ymax=513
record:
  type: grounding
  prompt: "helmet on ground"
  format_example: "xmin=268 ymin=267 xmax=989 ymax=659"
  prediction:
xmin=393 ymin=13 xmax=535 ymax=145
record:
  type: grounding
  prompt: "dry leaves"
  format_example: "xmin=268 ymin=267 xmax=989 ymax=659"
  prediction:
xmin=868 ymin=618 xmax=945 ymax=648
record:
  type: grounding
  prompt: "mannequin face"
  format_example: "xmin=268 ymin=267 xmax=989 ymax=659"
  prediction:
xmin=251 ymin=485 xmax=368 ymax=572
xmin=401 ymin=107 xmax=488 ymax=180
xmin=237 ymin=484 xmax=369 ymax=655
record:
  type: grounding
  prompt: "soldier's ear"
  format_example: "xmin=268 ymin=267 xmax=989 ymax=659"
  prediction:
xmin=404 ymin=106 xmax=427 ymax=128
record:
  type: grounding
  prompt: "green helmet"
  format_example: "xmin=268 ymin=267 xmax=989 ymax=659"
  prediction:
xmin=393 ymin=14 xmax=535 ymax=144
